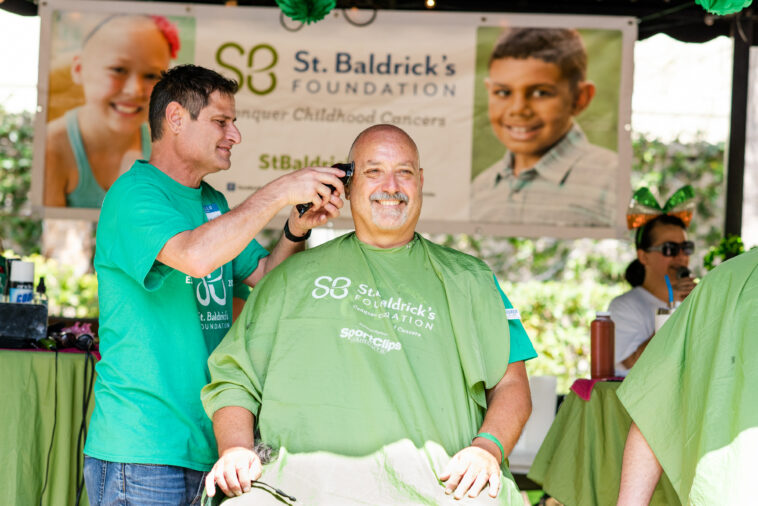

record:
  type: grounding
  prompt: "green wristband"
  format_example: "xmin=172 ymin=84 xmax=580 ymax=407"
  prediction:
xmin=472 ymin=432 xmax=504 ymax=464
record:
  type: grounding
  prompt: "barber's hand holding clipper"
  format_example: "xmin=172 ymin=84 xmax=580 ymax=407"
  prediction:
xmin=267 ymin=165 xmax=349 ymax=239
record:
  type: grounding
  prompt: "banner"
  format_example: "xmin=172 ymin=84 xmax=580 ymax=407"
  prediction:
xmin=31 ymin=0 xmax=635 ymax=238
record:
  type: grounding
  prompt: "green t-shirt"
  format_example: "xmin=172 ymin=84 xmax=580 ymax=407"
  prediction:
xmin=233 ymin=282 xmax=251 ymax=301
xmin=203 ymin=232 xmax=532 ymax=459
xmin=494 ymin=275 xmax=537 ymax=363
xmin=86 ymin=160 xmax=268 ymax=471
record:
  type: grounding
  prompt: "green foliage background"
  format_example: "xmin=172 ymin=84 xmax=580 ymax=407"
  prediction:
xmin=1 ymin=105 xmax=727 ymax=392
xmin=0 ymin=108 xmax=41 ymax=254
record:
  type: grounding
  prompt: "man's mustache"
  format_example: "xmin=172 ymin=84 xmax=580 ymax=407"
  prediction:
xmin=369 ymin=192 xmax=409 ymax=203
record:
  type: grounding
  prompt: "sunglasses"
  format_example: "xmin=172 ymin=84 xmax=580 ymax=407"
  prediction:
xmin=646 ymin=240 xmax=695 ymax=257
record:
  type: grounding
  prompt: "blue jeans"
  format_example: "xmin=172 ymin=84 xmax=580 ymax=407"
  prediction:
xmin=84 ymin=456 xmax=206 ymax=506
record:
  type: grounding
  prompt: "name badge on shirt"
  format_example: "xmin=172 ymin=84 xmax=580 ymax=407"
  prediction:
xmin=203 ymin=203 xmax=221 ymax=221
xmin=505 ymin=308 xmax=521 ymax=320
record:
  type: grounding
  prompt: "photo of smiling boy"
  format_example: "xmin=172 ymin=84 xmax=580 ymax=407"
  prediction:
xmin=44 ymin=14 xmax=181 ymax=208
xmin=471 ymin=27 xmax=617 ymax=227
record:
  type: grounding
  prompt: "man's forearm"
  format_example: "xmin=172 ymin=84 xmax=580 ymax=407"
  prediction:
xmin=158 ymin=185 xmax=287 ymax=279
xmin=246 ymin=225 xmax=307 ymax=286
xmin=618 ymin=422 xmax=662 ymax=505
xmin=213 ymin=406 xmax=256 ymax=456
xmin=268 ymin=231 xmax=306 ymax=268
xmin=621 ymin=335 xmax=653 ymax=370
xmin=475 ymin=361 xmax=532 ymax=462
xmin=207 ymin=406 xmax=262 ymax=498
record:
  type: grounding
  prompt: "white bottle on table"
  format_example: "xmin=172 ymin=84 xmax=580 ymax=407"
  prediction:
xmin=8 ymin=261 xmax=34 ymax=303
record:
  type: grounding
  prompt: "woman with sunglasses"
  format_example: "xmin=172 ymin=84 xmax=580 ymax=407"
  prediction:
xmin=608 ymin=214 xmax=696 ymax=376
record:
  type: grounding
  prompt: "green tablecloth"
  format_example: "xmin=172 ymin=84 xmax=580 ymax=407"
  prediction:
xmin=2 ymin=349 xmax=96 ymax=505
xmin=527 ymin=382 xmax=680 ymax=506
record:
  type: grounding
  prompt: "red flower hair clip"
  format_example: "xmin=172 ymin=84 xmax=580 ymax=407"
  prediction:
xmin=151 ymin=15 xmax=181 ymax=59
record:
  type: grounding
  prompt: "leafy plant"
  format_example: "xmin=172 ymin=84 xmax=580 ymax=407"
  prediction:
xmin=703 ymin=234 xmax=746 ymax=271
xmin=0 ymin=106 xmax=41 ymax=254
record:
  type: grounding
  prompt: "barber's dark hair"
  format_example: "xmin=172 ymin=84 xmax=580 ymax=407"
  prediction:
xmin=149 ymin=64 xmax=238 ymax=141
xmin=624 ymin=214 xmax=688 ymax=286
xmin=488 ymin=28 xmax=587 ymax=89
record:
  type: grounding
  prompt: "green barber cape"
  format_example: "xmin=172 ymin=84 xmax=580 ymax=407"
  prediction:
xmin=202 ymin=233 xmax=523 ymax=504
xmin=205 ymin=441 xmax=519 ymax=506
xmin=617 ymin=248 xmax=758 ymax=505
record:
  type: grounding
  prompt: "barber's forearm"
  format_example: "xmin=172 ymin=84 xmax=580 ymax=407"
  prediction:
xmin=213 ymin=406 xmax=256 ymax=456
xmin=158 ymin=186 xmax=287 ymax=279
xmin=243 ymin=219 xmax=307 ymax=287
xmin=476 ymin=361 xmax=532 ymax=461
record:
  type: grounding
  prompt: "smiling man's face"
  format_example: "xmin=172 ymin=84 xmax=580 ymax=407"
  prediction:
xmin=348 ymin=126 xmax=423 ymax=248
xmin=177 ymin=90 xmax=241 ymax=182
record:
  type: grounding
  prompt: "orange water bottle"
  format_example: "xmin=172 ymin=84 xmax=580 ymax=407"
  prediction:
xmin=591 ymin=312 xmax=615 ymax=379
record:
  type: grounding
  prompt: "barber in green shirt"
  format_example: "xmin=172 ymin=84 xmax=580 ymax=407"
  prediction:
xmin=85 ymin=65 xmax=348 ymax=505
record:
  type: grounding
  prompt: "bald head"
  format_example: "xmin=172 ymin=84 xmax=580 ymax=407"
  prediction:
xmin=347 ymin=124 xmax=424 ymax=249
xmin=348 ymin=124 xmax=420 ymax=166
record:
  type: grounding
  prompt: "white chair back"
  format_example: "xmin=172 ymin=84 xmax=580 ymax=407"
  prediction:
xmin=508 ymin=375 xmax=558 ymax=475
